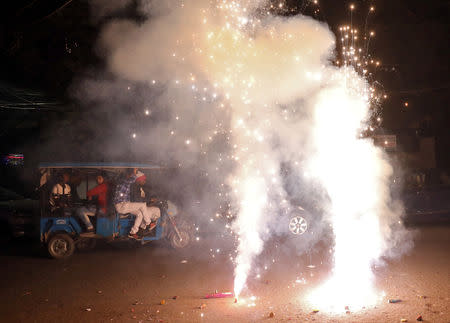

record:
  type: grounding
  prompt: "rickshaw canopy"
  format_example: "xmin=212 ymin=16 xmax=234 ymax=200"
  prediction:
xmin=39 ymin=162 xmax=165 ymax=170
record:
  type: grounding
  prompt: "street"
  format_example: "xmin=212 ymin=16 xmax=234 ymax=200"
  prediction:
xmin=0 ymin=225 xmax=449 ymax=323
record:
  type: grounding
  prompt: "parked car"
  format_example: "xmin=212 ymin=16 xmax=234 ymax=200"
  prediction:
xmin=0 ymin=187 xmax=38 ymax=239
xmin=401 ymin=169 xmax=450 ymax=220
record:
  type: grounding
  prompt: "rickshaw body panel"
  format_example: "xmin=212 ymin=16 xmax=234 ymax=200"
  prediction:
xmin=40 ymin=217 xmax=82 ymax=242
xmin=96 ymin=216 xmax=117 ymax=237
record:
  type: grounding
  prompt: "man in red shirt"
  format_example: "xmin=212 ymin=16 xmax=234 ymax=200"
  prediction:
xmin=76 ymin=174 xmax=108 ymax=232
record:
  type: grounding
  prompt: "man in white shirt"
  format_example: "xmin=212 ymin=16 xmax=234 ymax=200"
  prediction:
xmin=49 ymin=172 xmax=72 ymax=211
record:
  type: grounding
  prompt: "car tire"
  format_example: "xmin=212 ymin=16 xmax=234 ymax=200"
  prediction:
xmin=47 ymin=233 xmax=75 ymax=259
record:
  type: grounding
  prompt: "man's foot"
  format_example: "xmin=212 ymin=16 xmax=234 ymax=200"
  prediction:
xmin=128 ymin=233 xmax=140 ymax=240
xmin=145 ymin=222 xmax=156 ymax=232
xmin=137 ymin=227 xmax=145 ymax=236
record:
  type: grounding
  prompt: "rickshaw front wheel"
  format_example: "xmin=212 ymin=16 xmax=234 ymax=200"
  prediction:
xmin=168 ymin=230 xmax=191 ymax=249
xmin=47 ymin=233 xmax=75 ymax=259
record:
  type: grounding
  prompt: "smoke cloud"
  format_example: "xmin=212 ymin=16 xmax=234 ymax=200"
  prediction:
xmin=80 ymin=0 xmax=412 ymax=304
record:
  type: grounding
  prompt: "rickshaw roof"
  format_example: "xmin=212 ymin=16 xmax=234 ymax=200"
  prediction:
xmin=38 ymin=162 xmax=164 ymax=170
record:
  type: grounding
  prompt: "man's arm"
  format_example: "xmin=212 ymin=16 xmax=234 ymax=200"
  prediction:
xmin=126 ymin=175 xmax=137 ymax=185
xmin=87 ymin=184 xmax=104 ymax=198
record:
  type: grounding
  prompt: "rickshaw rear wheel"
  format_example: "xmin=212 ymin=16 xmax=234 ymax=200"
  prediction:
xmin=47 ymin=233 xmax=75 ymax=259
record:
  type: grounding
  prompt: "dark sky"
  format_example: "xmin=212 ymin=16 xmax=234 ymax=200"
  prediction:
xmin=0 ymin=0 xmax=448 ymax=164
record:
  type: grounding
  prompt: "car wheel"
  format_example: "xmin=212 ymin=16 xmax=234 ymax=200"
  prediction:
xmin=47 ymin=233 xmax=75 ymax=259
xmin=289 ymin=215 xmax=308 ymax=235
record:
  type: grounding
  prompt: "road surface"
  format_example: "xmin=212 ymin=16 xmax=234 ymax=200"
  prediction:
xmin=0 ymin=225 xmax=449 ymax=322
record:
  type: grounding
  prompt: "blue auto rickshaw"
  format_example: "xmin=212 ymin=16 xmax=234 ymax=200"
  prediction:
xmin=38 ymin=162 xmax=193 ymax=259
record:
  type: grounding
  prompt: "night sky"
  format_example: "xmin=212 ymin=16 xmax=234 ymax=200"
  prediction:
xmin=0 ymin=0 xmax=448 ymax=166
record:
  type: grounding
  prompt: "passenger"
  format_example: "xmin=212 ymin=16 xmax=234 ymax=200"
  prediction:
xmin=113 ymin=168 xmax=152 ymax=239
xmin=131 ymin=171 xmax=161 ymax=223
xmin=76 ymin=173 xmax=109 ymax=232
xmin=49 ymin=171 xmax=72 ymax=212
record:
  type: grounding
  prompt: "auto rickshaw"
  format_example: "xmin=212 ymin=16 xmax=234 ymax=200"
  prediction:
xmin=38 ymin=162 xmax=193 ymax=259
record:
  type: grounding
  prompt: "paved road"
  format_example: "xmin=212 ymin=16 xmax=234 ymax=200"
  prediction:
xmin=0 ymin=225 xmax=449 ymax=323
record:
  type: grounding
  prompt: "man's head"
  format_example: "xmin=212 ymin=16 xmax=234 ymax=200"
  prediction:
xmin=136 ymin=171 xmax=146 ymax=186
xmin=62 ymin=172 xmax=70 ymax=184
xmin=125 ymin=168 xmax=137 ymax=178
xmin=96 ymin=175 xmax=105 ymax=185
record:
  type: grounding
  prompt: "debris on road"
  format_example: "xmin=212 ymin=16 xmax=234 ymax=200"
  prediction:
xmin=311 ymin=309 xmax=319 ymax=314
xmin=160 ymin=300 xmax=166 ymax=305
xmin=389 ymin=299 xmax=402 ymax=303
xmin=198 ymin=303 xmax=206 ymax=309
xmin=180 ymin=260 xmax=188 ymax=264
xmin=23 ymin=291 xmax=32 ymax=296
xmin=400 ymin=319 xmax=407 ymax=322
xmin=416 ymin=315 xmax=423 ymax=321
xmin=205 ymin=292 xmax=234 ymax=299
xmin=85 ymin=308 xmax=92 ymax=312
xmin=172 ymin=296 xmax=178 ymax=300
xmin=269 ymin=312 xmax=275 ymax=318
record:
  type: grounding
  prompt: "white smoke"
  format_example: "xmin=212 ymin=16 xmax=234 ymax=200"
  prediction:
xmin=86 ymin=0 xmax=412 ymax=305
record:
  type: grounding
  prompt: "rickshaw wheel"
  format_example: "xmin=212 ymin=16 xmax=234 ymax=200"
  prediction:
xmin=76 ymin=238 xmax=97 ymax=251
xmin=47 ymin=233 xmax=75 ymax=259
xmin=168 ymin=230 xmax=191 ymax=249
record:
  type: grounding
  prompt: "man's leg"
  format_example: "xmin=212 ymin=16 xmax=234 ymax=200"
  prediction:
xmin=115 ymin=202 xmax=147 ymax=234
xmin=76 ymin=207 xmax=95 ymax=231
xmin=147 ymin=206 xmax=161 ymax=222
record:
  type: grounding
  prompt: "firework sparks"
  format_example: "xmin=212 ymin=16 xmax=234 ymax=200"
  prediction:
xmin=98 ymin=0 xmax=408 ymax=312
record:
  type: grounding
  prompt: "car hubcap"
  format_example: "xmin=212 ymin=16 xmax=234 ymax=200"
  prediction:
xmin=289 ymin=216 xmax=307 ymax=235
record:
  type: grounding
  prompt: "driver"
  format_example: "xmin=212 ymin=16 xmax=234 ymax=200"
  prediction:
xmin=131 ymin=171 xmax=160 ymax=225
xmin=114 ymin=168 xmax=152 ymax=239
